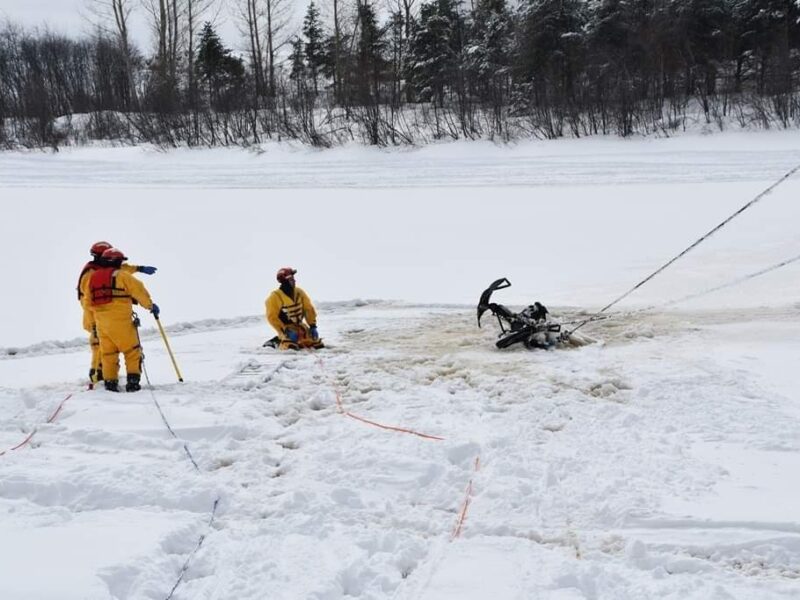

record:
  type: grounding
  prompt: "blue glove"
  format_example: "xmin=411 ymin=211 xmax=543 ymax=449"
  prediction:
xmin=285 ymin=329 xmax=299 ymax=343
xmin=150 ymin=303 xmax=160 ymax=318
xmin=309 ymin=325 xmax=319 ymax=340
xmin=138 ymin=266 xmax=157 ymax=275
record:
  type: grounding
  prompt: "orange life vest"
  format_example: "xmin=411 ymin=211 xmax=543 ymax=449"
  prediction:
xmin=89 ymin=267 xmax=126 ymax=306
xmin=77 ymin=261 xmax=101 ymax=301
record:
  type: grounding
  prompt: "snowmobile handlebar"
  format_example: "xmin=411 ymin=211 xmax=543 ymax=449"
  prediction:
xmin=477 ymin=277 xmax=512 ymax=327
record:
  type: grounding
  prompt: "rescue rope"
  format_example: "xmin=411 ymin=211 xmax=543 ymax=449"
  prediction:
xmin=142 ymin=361 xmax=201 ymax=471
xmin=655 ymin=251 xmax=800 ymax=310
xmin=452 ymin=456 xmax=480 ymax=540
xmin=136 ymin=317 xmax=199 ymax=471
xmin=391 ymin=455 xmax=483 ymax=600
xmin=560 ymin=251 xmax=800 ymax=328
xmin=569 ymin=162 xmax=800 ymax=335
xmin=149 ymin=389 xmax=220 ymax=600
xmin=134 ymin=322 xmax=223 ymax=600
xmin=0 ymin=431 xmax=37 ymax=457
xmin=310 ymin=350 xmax=486 ymax=600
xmin=314 ymin=353 xmax=445 ymax=441
xmin=165 ymin=498 xmax=220 ymax=600
xmin=344 ymin=410 xmax=446 ymax=441
xmin=45 ymin=392 xmax=74 ymax=424
xmin=0 ymin=392 xmax=75 ymax=457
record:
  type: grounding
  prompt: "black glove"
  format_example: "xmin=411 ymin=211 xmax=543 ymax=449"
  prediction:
xmin=138 ymin=266 xmax=157 ymax=275
xmin=150 ymin=303 xmax=160 ymax=318
xmin=309 ymin=325 xmax=319 ymax=340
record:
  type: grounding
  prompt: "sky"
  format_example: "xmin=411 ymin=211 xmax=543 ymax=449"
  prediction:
xmin=1 ymin=0 xmax=260 ymax=55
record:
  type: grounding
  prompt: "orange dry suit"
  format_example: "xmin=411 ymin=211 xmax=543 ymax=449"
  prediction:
xmin=265 ymin=284 xmax=323 ymax=350
xmin=83 ymin=267 xmax=153 ymax=382
xmin=77 ymin=261 xmax=139 ymax=381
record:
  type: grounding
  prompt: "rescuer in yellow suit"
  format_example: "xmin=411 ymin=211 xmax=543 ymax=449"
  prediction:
xmin=265 ymin=267 xmax=324 ymax=350
xmin=77 ymin=241 xmax=157 ymax=385
xmin=81 ymin=247 xmax=159 ymax=392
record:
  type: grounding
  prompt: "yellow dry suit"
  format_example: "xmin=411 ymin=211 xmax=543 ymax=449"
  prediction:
xmin=82 ymin=267 xmax=153 ymax=382
xmin=77 ymin=261 xmax=138 ymax=381
xmin=265 ymin=285 xmax=323 ymax=350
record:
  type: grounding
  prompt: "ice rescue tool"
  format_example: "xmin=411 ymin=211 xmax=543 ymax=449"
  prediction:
xmin=477 ymin=278 xmax=569 ymax=349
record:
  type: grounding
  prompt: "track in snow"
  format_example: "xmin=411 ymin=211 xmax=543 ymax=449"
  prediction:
xmin=1 ymin=304 xmax=799 ymax=599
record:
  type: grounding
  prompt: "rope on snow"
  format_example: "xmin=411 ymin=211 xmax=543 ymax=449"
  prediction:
xmin=0 ymin=392 xmax=75 ymax=457
xmin=569 ymin=162 xmax=800 ymax=334
xmin=561 ymin=251 xmax=800 ymax=328
xmin=164 ymin=498 xmax=220 ymax=600
xmin=136 ymin=326 xmax=222 ymax=600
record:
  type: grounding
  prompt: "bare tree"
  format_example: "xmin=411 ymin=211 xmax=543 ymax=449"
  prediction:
xmin=236 ymin=0 xmax=265 ymax=96
xmin=85 ymin=0 xmax=138 ymax=106
xmin=384 ymin=0 xmax=416 ymax=37
xmin=331 ymin=0 xmax=343 ymax=101
xmin=318 ymin=0 xmax=359 ymax=104
xmin=141 ymin=0 xmax=183 ymax=82
xmin=235 ymin=0 xmax=292 ymax=99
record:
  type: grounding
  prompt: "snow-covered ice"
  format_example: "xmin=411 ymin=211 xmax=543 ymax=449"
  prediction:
xmin=1 ymin=132 xmax=800 ymax=598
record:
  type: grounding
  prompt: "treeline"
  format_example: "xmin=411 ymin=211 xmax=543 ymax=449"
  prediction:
xmin=1 ymin=0 xmax=799 ymax=149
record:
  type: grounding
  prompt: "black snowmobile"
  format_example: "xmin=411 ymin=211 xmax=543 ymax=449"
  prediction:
xmin=477 ymin=278 xmax=570 ymax=349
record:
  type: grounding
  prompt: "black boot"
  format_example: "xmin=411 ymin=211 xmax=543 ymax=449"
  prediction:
xmin=104 ymin=380 xmax=119 ymax=392
xmin=89 ymin=368 xmax=105 ymax=383
xmin=126 ymin=373 xmax=141 ymax=392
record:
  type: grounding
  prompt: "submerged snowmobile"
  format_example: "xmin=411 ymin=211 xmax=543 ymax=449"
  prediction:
xmin=477 ymin=278 xmax=570 ymax=349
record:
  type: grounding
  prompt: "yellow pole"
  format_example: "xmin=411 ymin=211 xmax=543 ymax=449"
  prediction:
xmin=156 ymin=317 xmax=184 ymax=382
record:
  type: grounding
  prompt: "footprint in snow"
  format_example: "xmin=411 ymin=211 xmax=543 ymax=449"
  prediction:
xmin=587 ymin=377 xmax=632 ymax=400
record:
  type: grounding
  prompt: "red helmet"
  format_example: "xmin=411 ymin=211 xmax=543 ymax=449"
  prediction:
xmin=90 ymin=241 xmax=112 ymax=257
xmin=276 ymin=267 xmax=297 ymax=283
xmin=101 ymin=247 xmax=128 ymax=262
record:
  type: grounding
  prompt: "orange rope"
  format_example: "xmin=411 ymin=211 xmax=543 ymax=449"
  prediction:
xmin=0 ymin=430 xmax=36 ymax=457
xmin=343 ymin=411 xmax=445 ymax=441
xmin=452 ymin=456 xmax=480 ymax=540
xmin=46 ymin=393 xmax=72 ymax=423
xmin=0 ymin=393 xmax=73 ymax=457
xmin=315 ymin=353 xmax=444 ymax=441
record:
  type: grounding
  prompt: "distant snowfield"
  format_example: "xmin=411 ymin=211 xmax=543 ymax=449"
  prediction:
xmin=3 ymin=131 xmax=800 ymax=189
xmin=1 ymin=131 xmax=800 ymax=599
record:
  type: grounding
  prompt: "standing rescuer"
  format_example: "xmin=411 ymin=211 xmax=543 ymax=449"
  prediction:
xmin=265 ymin=267 xmax=324 ymax=350
xmin=77 ymin=241 xmax=156 ymax=385
xmin=82 ymin=247 xmax=160 ymax=392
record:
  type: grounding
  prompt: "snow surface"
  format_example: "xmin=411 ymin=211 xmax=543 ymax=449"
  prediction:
xmin=1 ymin=131 xmax=800 ymax=598
xmin=2 ymin=132 xmax=800 ymax=347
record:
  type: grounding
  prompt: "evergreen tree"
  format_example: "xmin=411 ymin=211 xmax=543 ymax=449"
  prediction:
xmin=734 ymin=0 xmax=800 ymax=95
xmin=354 ymin=1 xmax=388 ymax=105
xmin=289 ymin=36 xmax=306 ymax=83
xmin=407 ymin=0 xmax=466 ymax=105
xmin=466 ymin=0 xmax=513 ymax=102
xmin=387 ymin=10 xmax=407 ymax=106
xmin=515 ymin=0 xmax=586 ymax=97
xmin=195 ymin=22 xmax=245 ymax=108
xmin=670 ymin=0 xmax=729 ymax=100
xmin=302 ymin=2 xmax=326 ymax=94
